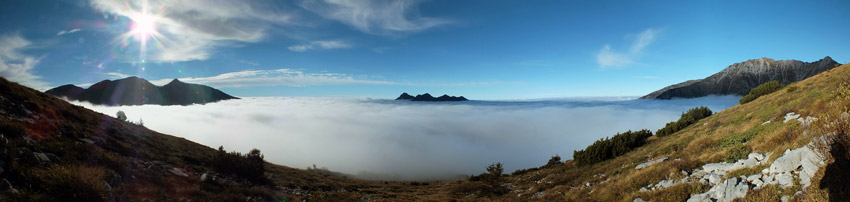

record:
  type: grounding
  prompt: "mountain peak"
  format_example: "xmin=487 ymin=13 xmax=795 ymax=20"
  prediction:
xmin=642 ymin=57 xmax=842 ymax=99
xmin=46 ymin=76 xmax=238 ymax=106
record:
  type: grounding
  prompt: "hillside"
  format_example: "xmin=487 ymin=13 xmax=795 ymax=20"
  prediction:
xmin=487 ymin=62 xmax=850 ymax=201
xmin=2 ymin=62 xmax=850 ymax=201
xmin=642 ymin=57 xmax=841 ymax=99
xmin=45 ymin=77 xmax=238 ymax=106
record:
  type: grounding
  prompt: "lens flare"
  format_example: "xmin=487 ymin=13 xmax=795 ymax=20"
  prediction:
xmin=130 ymin=14 xmax=156 ymax=40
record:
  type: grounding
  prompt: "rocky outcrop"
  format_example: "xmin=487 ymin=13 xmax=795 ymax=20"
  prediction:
xmin=46 ymin=77 xmax=238 ymax=106
xmin=642 ymin=56 xmax=841 ymax=99
xmin=639 ymin=112 xmax=829 ymax=202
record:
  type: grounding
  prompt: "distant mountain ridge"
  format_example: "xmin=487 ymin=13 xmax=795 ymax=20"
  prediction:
xmin=45 ymin=77 xmax=238 ymax=106
xmin=641 ymin=56 xmax=841 ymax=99
xmin=396 ymin=92 xmax=468 ymax=101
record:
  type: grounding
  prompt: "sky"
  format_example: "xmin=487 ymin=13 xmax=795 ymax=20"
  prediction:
xmin=1 ymin=0 xmax=849 ymax=99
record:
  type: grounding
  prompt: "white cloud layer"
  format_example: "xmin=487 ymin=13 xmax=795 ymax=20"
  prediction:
xmin=72 ymin=95 xmax=740 ymax=180
xmin=89 ymin=0 xmax=296 ymax=62
xmin=147 ymin=68 xmax=393 ymax=88
xmin=288 ymin=40 xmax=352 ymax=52
xmin=0 ymin=33 xmax=48 ymax=90
xmin=299 ymin=0 xmax=450 ymax=35
xmin=597 ymin=28 xmax=661 ymax=68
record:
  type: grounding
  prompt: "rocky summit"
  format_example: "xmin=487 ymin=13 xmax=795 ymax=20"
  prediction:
xmin=642 ymin=56 xmax=841 ymax=99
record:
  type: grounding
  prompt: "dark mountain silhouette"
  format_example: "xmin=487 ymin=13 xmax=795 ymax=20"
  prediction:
xmin=45 ymin=76 xmax=238 ymax=106
xmin=641 ymin=56 xmax=841 ymax=99
xmin=396 ymin=93 xmax=468 ymax=101
xmin=395 ymin=92 xmax=415 ymax=100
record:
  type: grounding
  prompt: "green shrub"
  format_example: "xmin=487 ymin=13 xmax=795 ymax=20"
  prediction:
xmin=724 ymin=144 xmax=752 ymax=163
xmin=573 ymin=129 xmax=653 ymax=166
xmin=740 ymin=81 xmax=785 ymax=104
xmin=212 ymin=146 xmax=267 ymax=184
xmin=656 ymin=106 xmax=713 ymax=137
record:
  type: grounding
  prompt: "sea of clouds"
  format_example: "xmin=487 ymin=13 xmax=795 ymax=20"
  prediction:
xmin=71 ymin=95 xmax=741 ymax=181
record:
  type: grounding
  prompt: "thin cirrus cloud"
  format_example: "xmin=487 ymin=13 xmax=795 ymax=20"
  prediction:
xmin=596 ymin=28 xmax=661 ymax=68
xmin=89 ymin=0 xmax=297 ymax=62
xmin=0 ymin=33 xmax=48 ymax=90
xmin=145 ymin=68 xmax=395 ymax=88
xmin=56 ymin=28 xmax=82 ymax=36
xmin=299 ymin=0 xmax=451 ymax=35
xmin=288 ymin=40 xmax=352 ymax=52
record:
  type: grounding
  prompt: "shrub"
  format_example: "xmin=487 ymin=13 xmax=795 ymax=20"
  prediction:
xmin=544 ymin=155 xmax=561 ymax=168
xmin=740 ymin=81 xmax=785 ymax=104
xmin=573 ymin=129 xmax=653 ymax=166
xmin=116 ymin=110 xmax=127 ymax=122
xmin=212 ymin=146 xmax=267 ymax=184
xmin=656 ymin=106 xmax=713 ymax=137
xmin=724 ymin=144 xmax=752 ymax=163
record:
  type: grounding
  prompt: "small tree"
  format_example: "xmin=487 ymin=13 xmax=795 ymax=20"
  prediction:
xmin=116 ymin=111 xmax=127 ymax=122
xmin=544 ymin=154 xmax=562 ymax=168
xmin=483 ymin=162 xmax=507 ymax=195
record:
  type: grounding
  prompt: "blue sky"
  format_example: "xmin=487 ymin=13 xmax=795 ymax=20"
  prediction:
xmin=1 ymin=0 xmax=848 ymax=100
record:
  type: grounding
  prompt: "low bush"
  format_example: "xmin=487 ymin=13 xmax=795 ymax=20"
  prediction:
xmin=212 ymin=146 xmax=267 ymax=184
xmin=656 ymin=106 xmax=713 ymax=137
xmin=573 ymin=129 xmax=653 ymax=166
xmin=739 ymin=80 xmax=785 ymax=104
xmin=724 ymin=144 xmax=752 ymax=163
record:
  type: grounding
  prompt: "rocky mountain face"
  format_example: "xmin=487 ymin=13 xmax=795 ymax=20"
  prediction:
xmin=642 ymin=56 xmax=841 ymax=99
xmin=45 ymin=77 xmax=238 ymax=106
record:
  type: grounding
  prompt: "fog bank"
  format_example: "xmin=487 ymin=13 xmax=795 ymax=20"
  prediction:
xmin=72 ymin=96 xmax=740 ymax=180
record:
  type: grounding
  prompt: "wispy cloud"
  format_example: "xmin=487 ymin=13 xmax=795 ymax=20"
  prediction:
xmin=90 ymin=0 xmax=297 ymax=62
xmin=596 ymin=28 xmax=661 ymax=68
xmin=148 ymin=68 xmax=394 ymax=88
xmin=0 ymin=33 xmax=48 ymax=90
xmin=299 ymin=0 xmax=450 ymax=35
xmin=288 ymin=40 xmax=351 ymax=52
xmin=56 ymin=28 xmax=82 ymax=36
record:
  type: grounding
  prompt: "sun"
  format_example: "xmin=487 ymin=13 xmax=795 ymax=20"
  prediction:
xmin=130 ymin=14 xmax=157 ymax=38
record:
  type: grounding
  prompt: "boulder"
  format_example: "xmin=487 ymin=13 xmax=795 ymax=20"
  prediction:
xmin=746 ymin=174 xmax=762 ymax=182
xmin=748 ymin=153 xmax=765 ymax=161
xmin=774 ymin=173 xmax=794 ymax=188
xmin=26 ymin=152 xmax=53 ymax=164
xmin=169 ymin=167 xmax=189 ymax=177
xmin=706 ymin=173 xmax=723 ymax=185
xmin=633 ymin=197 xmax=647 ymax=202
xmin=636 ymin=157 xmax=668 ymax=169
xmin=687 ymin=193 xmax=711 ymax=202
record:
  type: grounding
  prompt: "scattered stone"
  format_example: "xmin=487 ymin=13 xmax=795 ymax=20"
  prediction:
xmin=634 ymin=197 xmax=648 ymax=202
xmin=636 ymin=157 xmax=669 ymax=169
xmin=26 ymin=152 xmax=53 ymax=164
xmin=784 ymin=112 xmax=800 ymax=123
xmin=168 ymin=167 xmax=189 ymax=177
xmin=781 ymin=195 xmax=790 ymax=202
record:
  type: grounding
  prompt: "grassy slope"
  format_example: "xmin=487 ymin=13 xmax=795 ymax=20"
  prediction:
xmin=1 ymin=62 xmax=846 ymax=201
xmin=486 ymin=63 xmax=849 ymax=201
